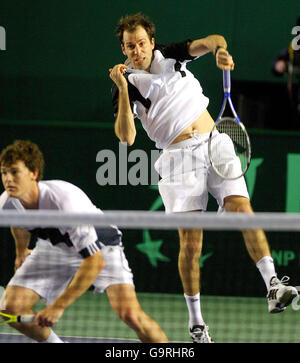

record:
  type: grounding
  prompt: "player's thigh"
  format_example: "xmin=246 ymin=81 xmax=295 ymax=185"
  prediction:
xmin=155 ymin=146 xmax=209 ymax=214
xmin=106 ymin=283 xmax=142 ymax=318
xmin=2 ymin=285 xmax=40 ymax=314
xmin=207 ymin=163 xmax=249 ymax=208
xmin=224 ymin=195 xmax=253 ymax=213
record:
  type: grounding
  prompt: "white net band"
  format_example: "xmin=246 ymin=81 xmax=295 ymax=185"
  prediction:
xmin=0 ymin=210 xmax=300 ymax=231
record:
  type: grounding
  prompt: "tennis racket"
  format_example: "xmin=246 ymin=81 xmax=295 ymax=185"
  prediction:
xmin=0 ymin=311 xmax=35 ymax=326
xmin=208 ymin=69 xmax=251 ymax=180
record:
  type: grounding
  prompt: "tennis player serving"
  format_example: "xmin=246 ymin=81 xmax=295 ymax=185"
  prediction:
xmin=0 ymin=140 xmax=168 ymax=343
xmin=109 ymin=13 xmax=298 ymax=343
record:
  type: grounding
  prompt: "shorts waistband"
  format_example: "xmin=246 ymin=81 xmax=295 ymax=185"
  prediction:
xmin=166 ymin=131 xmax=210 ymax=150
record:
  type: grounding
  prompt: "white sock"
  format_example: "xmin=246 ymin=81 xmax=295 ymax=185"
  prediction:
xmin=256 ymin=256 xmax=277 ymax=291
xmin=184 ymin=293 xmax=205 ymax=329
xmin=40 ymin=329 xmax=64 ymax=343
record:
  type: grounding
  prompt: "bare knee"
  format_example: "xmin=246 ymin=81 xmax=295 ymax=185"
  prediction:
xmin=2 ymin=286 xmax=38 ymax=315
xmin=1 ymin=296 xmax=21 ymax=315
xmin=118 ymin=307 xmax=144 ymax=330
xmin=178 ymin=229 xmax=203 ymax=258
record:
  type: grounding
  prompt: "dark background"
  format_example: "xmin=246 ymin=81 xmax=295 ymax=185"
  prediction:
xmin=1 ymin=0 xmax=300 ymax=126
xmin=0 ymin=0 xmax=300 ymax=297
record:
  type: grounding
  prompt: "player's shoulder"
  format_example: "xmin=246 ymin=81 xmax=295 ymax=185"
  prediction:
xmin=39 ymin=180 xmax=92 ymax=209
xmin=40 ymin=180 xmax=80 ymax=195
xmin=0 ymin=190 xmax=9 ymax=209
xmin=154 ymin=39 xmax=195 ymax=62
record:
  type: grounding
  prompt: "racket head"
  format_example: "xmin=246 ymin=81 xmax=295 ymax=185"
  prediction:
xmin=208 ymin=117 xmax=251 ymax=180
xmin=0 ymin=312 xmax=17 ymax=325
xmin=0 ymin=312 xmax=35 ymax=325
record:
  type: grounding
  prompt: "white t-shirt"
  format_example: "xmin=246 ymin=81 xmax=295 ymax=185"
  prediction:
xmin=112 ymin=40 xmax=209 ymax=149
xmin=0 ymin=180 xmax=122 ymax=258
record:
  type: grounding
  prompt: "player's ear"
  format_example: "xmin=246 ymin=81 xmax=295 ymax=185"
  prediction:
xmin=151 ymin=37 xmax=155 ymax=49
xmin=31 ymin=169 xmax=39 ymax=181
xmin=121 ymin=43 xmax=127 ymax=56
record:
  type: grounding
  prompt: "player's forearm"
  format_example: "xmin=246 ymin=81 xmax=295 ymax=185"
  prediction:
xmin=114 ymin=88 xmax=136 ymax=146
xmin=51 ymin=251 xmax=105 ymax=310
xmin=188 ymin=35 xmax=227 ymax=57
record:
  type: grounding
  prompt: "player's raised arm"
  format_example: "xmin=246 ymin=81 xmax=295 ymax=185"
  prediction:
xmin=188 ymin=35 xmax=234 ymax=70
xmin=188 ymin=34 xmax=227 ymax=56
xmin=109 ymin=64 xmax=136 ymax=146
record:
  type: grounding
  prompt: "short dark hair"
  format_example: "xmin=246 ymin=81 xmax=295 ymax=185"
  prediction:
xmin=0 ymin=140 xmax=45 ymax=181
xmin=116 ymin=13 xmax=155 ymax=44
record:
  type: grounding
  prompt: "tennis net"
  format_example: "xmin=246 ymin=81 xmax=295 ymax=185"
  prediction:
xmin=0 ymin=210 xmax=299 ymax=343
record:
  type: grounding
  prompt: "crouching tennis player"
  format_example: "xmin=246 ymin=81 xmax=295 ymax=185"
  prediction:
xmin=0 ymin=140 xmax=168 ymax=343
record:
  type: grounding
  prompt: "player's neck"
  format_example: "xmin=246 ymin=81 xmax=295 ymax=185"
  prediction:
xmin=20 ymin=183 xmax=39 ymax=209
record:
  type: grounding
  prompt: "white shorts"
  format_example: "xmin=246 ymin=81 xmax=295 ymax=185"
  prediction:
xmin=7 ymin=240 xmax=134 ymax=305
xmin=154 ymin=132 xmax=249 ymax=213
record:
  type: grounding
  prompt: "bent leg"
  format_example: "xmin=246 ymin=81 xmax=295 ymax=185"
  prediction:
xmin=106 ymin=284 xmax=168 ymax=343
xmin=224 ymin=195 xmax=278 ymax=291
xmin=224 ymin=195 xmax=271 ymax=263
xmin=2 ymin=286 xmax=51 ymax=342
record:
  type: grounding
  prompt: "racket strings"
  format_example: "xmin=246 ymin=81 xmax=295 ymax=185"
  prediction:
xmin=211 ymin=117 xmax=250 ymax=179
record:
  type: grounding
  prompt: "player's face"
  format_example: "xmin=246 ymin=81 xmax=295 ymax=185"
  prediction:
xmin=1 ymin=160 xmax=38 ymax=200
xmin=121 ymin=26 xmax=155 ymax=71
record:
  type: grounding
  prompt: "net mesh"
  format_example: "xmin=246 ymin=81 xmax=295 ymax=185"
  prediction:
xmin=0 ymin=211 xmax=299 ymax=343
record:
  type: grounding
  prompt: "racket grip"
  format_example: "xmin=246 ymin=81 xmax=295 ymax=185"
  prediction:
xmin=223 ymin=70 xmax=231 ymax=92
xmin=18 ymin=314 xmax=35 ymax=323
